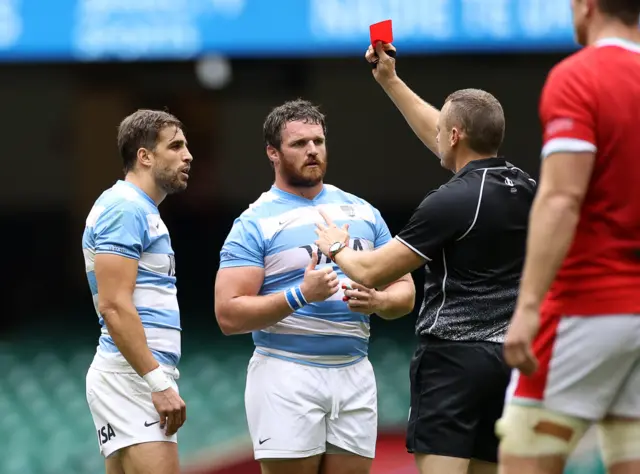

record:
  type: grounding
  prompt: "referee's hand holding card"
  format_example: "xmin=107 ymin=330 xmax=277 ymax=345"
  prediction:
xmin=365 ymin=19 xmax=397 ymax=85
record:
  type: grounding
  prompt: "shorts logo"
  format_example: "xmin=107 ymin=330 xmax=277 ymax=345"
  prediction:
xmin=97 ymin=423 xmax=116 ymax=445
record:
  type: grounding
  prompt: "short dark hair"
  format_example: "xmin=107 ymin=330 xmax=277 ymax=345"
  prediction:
xmin=117 ymin=109 xmax=183 ymax=173
xmin=263 ymin=99 xmax=327 ymax=150
xmin=444 ymin=89 xmax=505 ymax=156
xmin=598 ymin=0 xmax=640 ymax=25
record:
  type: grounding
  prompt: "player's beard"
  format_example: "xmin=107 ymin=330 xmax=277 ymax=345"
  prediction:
xmin=280 ymin=156 xmax=327 ymax=188
xmin=153 ymin=162 xmax=188 ymax=194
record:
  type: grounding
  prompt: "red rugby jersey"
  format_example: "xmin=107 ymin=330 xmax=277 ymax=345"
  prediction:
xmin=539 ymin=38 xmax=640 ymax=316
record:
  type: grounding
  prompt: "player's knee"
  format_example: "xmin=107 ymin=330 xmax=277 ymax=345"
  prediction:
xmin=597 ymin=418 xmax=640 ymax=467
xmin=495 ymin=404 xmax=589 ymax=457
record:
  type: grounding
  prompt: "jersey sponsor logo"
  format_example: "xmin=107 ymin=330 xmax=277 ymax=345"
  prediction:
xmin=300 ymin=238 xmax=365 ymax=264
xmin=97 ymin=423 xmax=116 ymax=445
xmin=545 ymin=117 xmax=574 ymax=136
xmin=340 ymin=205 xmax=356 ymax=217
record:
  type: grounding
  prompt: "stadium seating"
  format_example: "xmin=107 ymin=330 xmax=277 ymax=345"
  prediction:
xmin=0 ymin=337 xmax=604 ymax=474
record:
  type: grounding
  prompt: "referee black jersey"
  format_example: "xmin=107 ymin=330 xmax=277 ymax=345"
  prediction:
xmin=396 ymin=157 xmax=536 ymax=343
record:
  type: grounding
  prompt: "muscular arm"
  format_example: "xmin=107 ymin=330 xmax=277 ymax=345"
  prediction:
xmin=379 ymin=77 xmax=441 ymax=157
xmin=516 ymin=152 xmax=595 ymax=311
xmin=214 ymin=266 xmax=293 ymax=335
xmin=94 ymin=253 xmax=159 ymax=377
xmin=375 ymin=273 xmax=416 ymax=319
xmin=335 ymin=239 xmax=425 ymax=290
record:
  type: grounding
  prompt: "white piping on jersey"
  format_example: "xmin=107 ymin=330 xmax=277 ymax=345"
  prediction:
xmin=394 ymin=236 xmax=431 ymax=261
xmin=457 ymin=168 xmax=488 ymax=242
xmin=428 ymin=248 xmax=448 ymax=334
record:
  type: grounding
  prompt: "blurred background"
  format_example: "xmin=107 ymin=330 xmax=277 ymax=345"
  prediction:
xmin=0 ymin=0 xmax=610 ymax=473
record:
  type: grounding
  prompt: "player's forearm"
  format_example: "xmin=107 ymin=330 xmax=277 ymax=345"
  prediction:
xmin=517 ymin=193 xmax=581 ymax=311
xmin=216 ymin=292 xmax=293 ymax=335
xmin=99 ymin=301 xmax=159 ymax=377
xmin=379 ymin=76 xmax=440 ymax=156
xmin=335 ymin=248 xmax=403 ymax=289
xmin=375 ymin=277 xmax=415 ymax=320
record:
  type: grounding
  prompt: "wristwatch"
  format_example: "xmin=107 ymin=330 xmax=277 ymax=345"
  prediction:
xmin=329 ymin=241 xmax=347 ymax=259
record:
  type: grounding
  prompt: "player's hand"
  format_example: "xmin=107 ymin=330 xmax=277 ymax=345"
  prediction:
xmin=504 ymin=305 xmax=540 ymax=376
xmin=343 ymin=282 xmax=383 ymax=315
xmin=151 ymin=387 xmax=186 ymax=436
xmin=300 ymin=251 xmax=340 ymax=303
xmin=365 ymin=42 xmax=397 ymax=85
xmin=314 ymin=209 xmax=350 ymax=257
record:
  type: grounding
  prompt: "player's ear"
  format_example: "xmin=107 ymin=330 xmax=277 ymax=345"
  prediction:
xmin=266 ymin=145 xmax=279 ymax=167
xmin=137 ymin=147 xmax=153 ymax=168
xmin=450 ymin=127 xmax=461 ymax=147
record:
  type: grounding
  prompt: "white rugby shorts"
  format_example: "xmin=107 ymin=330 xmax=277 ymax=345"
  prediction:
xmin=86 ymin=354 xmax=180 ymax=458
xmin=244 ymin=352 xmax=378 ymax=460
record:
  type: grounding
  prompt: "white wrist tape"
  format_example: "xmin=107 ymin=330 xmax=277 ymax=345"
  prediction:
xmin=143 ymin=367 xmax=172 ymax=392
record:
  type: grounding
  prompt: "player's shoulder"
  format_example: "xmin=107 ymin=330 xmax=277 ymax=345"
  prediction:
xmin=86 ymin=182 xmax=153 ymax=228
xmin=323 ymin=184 xmax=376 ymax=209
xmin=544 ymin=45 xmax=603 ymax=91
xmin=237 ymin=188 xmax=284 ymax=221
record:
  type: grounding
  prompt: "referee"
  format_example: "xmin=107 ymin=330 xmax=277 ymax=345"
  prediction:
xmin=315 ymin=43 xmax=536 ymax=474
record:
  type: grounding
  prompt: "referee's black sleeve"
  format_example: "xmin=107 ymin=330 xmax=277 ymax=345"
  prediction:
xmin=395 ymin=182 xmax=475 ymax=261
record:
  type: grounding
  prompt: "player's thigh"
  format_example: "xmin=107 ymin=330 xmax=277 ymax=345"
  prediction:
xmin=120 ymin=441 xmax=179 ymax=474
xmin=245 ymin=353 xmax=328 ymax=459
xmin=414 ymin=454 xmax=469 ymax=474
xmin=105 ymin=455 xmax=125 ymax=474
xmin=496 ymin=403 xmax=590 ymax=474
xmin=468 ymin=459 xmax=497 ymax=474
xmin=597 ymin=416 xmax=640 ymax=470
xmin=86 ymin=367 xmax=179 ymax=459
xmin=320 ymin=450 xmax=373 ymax=474
xmin=326 ymin=358 xmax=377 ymax=459
xmin=406 ymin=337 xmax=490 ymax=459
xmin=260 ymin=454 xmax=323 ymax=474
xmin=544 ymin=315 xmax=640 ymax=419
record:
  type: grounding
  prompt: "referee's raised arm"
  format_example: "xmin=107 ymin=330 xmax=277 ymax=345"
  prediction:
xmin=365 ymin=42 xmax=441 ymax=158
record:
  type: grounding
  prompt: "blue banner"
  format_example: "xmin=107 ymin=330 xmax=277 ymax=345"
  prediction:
xmin=0 ymin=0 xmax=578 ymax=62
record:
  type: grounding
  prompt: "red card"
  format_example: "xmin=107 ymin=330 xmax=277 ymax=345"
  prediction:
xmin=370 ymin=19 xmax=393 ymax=48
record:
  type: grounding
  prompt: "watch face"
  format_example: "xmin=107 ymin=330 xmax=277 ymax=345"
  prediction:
xmin=330 ymin=242 xmax=341 ymax=252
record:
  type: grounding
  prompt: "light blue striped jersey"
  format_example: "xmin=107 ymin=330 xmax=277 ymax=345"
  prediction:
xmin=219 ymin=184 xmax=392 ymax=367
xmin=82 ymin=180 xmax=181 ymax=368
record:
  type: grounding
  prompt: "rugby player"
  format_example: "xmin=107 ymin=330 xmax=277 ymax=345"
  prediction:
xmin=83 ymin=109 xmax=191 ymax=474
xmin=498 ymin=1 xmax=640 ymax=473
xmin=214 ymin=99 xmax=416 ymax=474
xmin=315 ymin=44 xmax=536 ymax=474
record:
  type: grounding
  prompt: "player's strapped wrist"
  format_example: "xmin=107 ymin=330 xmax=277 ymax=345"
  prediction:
xmin=143 ymin=366 xmax=172 ymax=392
xmin=284 ymin=286 xmax=308 ymax=311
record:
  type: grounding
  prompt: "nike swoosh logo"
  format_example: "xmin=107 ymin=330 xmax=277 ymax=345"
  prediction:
xmin=144 ymin=421 xmax=160 ymax=427
xmin=258 ymin=438 xmax=271 ymax=445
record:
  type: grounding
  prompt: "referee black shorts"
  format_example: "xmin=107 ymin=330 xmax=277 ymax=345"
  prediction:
xmin=406 ymin=334 xmax=511 ymax=463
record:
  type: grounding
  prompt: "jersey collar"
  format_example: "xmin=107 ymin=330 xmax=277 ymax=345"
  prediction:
xmin=455 ymin=157 xmax=507 ymax=177
xmin=116 ymin=180 xmax=157 ymax=207
xmin=595 ymin=37 xmax=640 ymax=53
xmin=270 ymin=184 xmax=327 ymax=203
